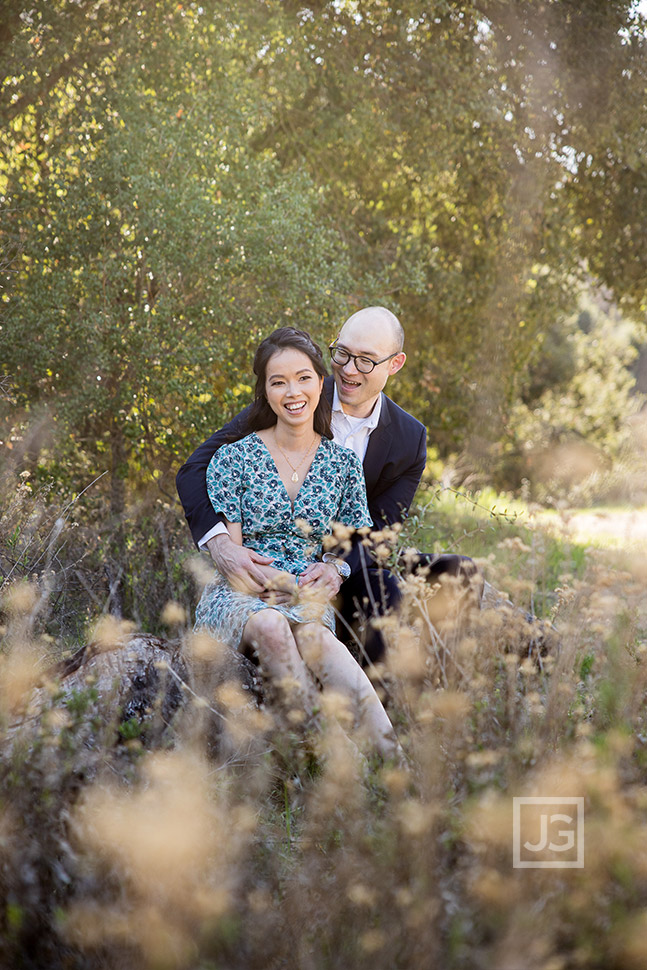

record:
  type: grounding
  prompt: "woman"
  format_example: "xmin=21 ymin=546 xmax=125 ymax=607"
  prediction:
xmin=195 ymin=327 xmax=399 ymax=759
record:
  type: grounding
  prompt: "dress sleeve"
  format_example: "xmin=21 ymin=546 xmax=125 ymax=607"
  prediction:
xmin=336 ymin=449 xmax=373 ymax=529
xmin=205 ymin=442 xmax=244 ymax=523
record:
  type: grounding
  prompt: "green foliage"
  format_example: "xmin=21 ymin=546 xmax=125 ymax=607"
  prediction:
xmin=3 ymin=0 xmax=647 ymax=504
xmin=506 ymin=289 xmax=646 ymax=496
xmin=518 ymin=292 xmax=644 ymax=449
xmin=206 ymin=0 xmax=647 ymax=450
xmin=1 ymin=2 xmax=352 ymax=506
xmin=64 ymin=687 xmax=99 ymax=719
xmin=118 ymin=717 xmax=143 ymax=741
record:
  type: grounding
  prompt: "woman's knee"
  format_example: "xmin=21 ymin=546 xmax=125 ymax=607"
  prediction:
xmin=244 ymin=609 xmax=292 ymax=650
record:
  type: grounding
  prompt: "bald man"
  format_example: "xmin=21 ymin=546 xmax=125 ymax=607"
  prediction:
xmin=176 ymin=307 xmax=482 ymax=664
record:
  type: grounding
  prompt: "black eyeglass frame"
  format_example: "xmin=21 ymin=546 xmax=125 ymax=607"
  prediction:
xmin=328 ymin=343 xmax=399 ymax=374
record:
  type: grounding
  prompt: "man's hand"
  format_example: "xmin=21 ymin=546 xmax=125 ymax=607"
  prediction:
xmin=205 ymin=535 xmax=295 ymax=603
xmin=298 ymin=562 xmax=343 ymax=599
xmin=206 ymin=534 xmax=275 ymax=595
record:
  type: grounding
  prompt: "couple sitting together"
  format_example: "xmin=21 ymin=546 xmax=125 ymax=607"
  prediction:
xmin=176 ymin=306 xmax=483 ymax=759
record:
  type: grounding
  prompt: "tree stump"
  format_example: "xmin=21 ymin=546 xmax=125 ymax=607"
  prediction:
xmin=5 ymin=630 xmax=263 ymax=765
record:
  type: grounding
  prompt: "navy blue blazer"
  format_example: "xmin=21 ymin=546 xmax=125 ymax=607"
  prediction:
xmin=176 ymin=376 xmax=427 ymax=569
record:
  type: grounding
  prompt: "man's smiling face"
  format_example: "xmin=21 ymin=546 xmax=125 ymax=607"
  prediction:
xmin=331 ymin=309 xmax=406 ymax=418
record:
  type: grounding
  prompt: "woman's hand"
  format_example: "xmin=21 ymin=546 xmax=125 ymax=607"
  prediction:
xmin=258 ymin=568 xmax=298 ymax=605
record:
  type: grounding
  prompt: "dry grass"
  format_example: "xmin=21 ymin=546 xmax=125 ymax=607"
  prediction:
xmin=1 ymin=477 xmax=647 ymax=970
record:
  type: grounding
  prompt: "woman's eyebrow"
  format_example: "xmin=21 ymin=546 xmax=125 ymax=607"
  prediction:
xmin=268 ymin=367 xmax=314 ymax=380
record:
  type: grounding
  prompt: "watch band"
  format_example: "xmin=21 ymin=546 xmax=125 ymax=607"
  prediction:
xmin=322 ymin=553 xmax=351 ymax=580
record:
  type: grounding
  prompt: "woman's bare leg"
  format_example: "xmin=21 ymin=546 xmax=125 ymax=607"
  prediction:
xmin=293 ymin=623 xmax=400 ymax=759
xmin=242 ymin=609 xmax=317 ymax=718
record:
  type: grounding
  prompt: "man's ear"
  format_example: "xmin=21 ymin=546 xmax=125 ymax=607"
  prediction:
xmin=388 ymin=352 xmax=406 ymax=376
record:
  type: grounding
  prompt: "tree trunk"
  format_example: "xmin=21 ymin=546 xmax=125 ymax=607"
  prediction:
xmin=106 ymin=420 xmax=128 ymax=617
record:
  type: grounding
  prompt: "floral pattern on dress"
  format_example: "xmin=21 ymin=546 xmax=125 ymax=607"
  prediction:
xmin=194 ymin=432 xmax=371 ymax=651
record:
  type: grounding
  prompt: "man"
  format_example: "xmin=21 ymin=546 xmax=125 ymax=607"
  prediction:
xmin=176 ymin=306 xmax=482 ymax=663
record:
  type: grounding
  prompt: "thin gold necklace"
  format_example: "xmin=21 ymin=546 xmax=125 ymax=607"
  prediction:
xmin=273 ymin=429 xmax=318 ymax=483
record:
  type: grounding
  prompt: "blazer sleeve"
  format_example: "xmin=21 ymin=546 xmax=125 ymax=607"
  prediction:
xmin=175 ymin=404 xmax=253 ymax=547
xmin=368 ymin=423 xmax=427 ymax=531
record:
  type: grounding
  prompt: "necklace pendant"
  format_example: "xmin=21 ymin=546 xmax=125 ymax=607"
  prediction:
xmin=291 ymin=472 xmax=299 ymax=483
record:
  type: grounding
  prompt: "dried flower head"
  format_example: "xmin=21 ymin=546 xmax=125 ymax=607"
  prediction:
xmin=89 ymin=615 xmax=135 ymax=653
xmin=2 ymin=580 xmax=39 ymax=615
xmin=160 ymin=600 xmax=187 ymax=627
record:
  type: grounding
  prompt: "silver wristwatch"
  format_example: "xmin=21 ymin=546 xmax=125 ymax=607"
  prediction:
xmin=322 ymin=553 xmax=351 ymax=580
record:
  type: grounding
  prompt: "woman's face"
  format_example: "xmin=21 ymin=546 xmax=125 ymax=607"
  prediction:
xmin=264 ymin=347 xmax=324 ymax=429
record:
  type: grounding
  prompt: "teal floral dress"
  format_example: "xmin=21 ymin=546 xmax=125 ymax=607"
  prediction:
xmin=194 ymin=432 xmax=372 ymax=650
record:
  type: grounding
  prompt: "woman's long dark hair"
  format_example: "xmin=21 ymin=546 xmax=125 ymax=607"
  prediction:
xmin=229 ymin=328 xmax=332 ymax=442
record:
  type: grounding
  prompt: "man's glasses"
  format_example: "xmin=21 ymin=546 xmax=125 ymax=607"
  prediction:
xmin=329 ymin=344 xmax=398 ymax=374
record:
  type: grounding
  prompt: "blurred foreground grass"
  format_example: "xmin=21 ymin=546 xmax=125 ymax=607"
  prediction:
xmin=1 ymin=479 xmax=647 ymax=970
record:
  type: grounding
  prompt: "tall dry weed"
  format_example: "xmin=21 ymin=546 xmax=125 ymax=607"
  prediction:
xmin=2 ymin=488 xmax=647 ymax=968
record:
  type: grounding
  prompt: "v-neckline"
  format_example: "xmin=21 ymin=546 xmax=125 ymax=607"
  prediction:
xmin=253 ymin=431 xmax=323 ymax=510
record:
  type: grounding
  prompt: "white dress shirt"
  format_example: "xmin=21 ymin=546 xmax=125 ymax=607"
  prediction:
xmin=329 ymin=383 xmax=382 ymax=461
xmin=198 ymin=387 xmax=383 ymax=548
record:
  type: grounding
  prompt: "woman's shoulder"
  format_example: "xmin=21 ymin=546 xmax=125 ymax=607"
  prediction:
xmin=209 ymin=433 xmax=259 ymax=464
xmin=221 ymin=432 xmax=260 ymax=452
xmin=321 ymin=438 xmax=363 ymax=471
xmin=322 ymin=437 xmax=356 ymax=456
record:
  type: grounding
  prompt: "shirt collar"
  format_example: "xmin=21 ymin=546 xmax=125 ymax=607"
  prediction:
xmin=332 ymin=383 xmax=383 ymax=429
